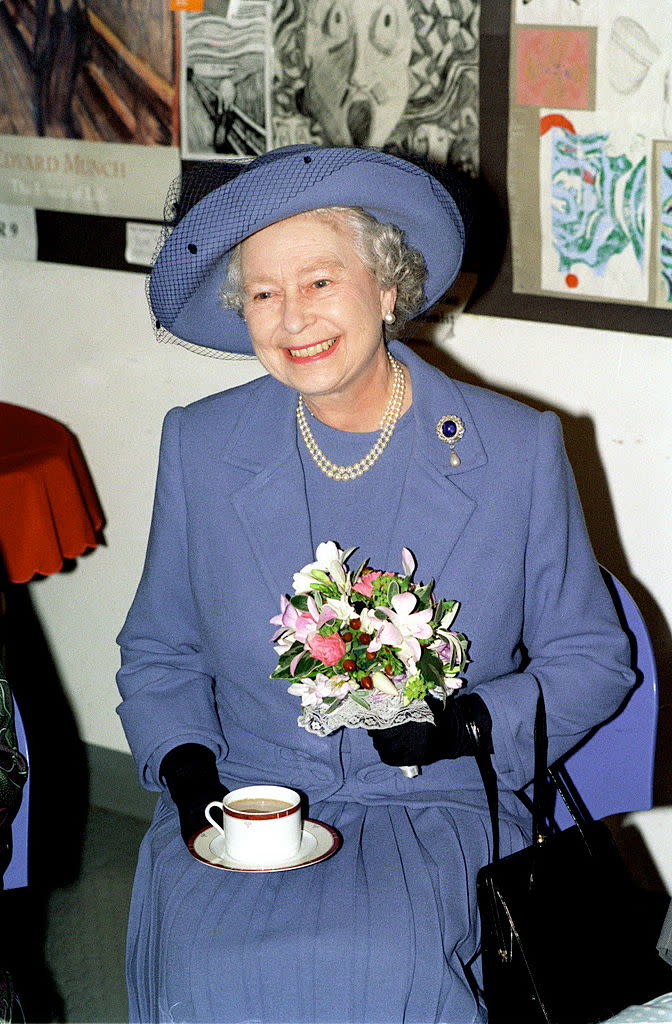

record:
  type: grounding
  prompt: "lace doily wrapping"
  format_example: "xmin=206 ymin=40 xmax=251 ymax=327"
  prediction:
xmin=297 ymin=692 xmax=436 ymax=737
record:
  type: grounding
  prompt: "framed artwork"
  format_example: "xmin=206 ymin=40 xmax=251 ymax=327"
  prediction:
xmin=179 ymin=0 xmax=479 ymax=173
xmin=469 ymin=2 xmax=672 ymax=338
xmin=0 ymin=0 xmax=180 ymax=219
xmin=181 ymin=0 xmax=271 ymax=159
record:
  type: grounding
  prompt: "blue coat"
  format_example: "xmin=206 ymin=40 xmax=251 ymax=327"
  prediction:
xmin=117 ymin=341 xmax=634 ymax=1023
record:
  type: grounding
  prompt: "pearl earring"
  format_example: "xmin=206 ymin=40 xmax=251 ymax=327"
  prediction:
xmin=384 ymin=311 xmax=396 ymax=324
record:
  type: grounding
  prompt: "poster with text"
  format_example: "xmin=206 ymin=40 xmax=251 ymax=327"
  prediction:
xmin=0 ymin=0 xmax=180 ymax=218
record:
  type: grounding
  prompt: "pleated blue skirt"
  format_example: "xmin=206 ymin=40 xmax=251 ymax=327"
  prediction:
xmin=126 ymin=794 xmax=527 ymax=1024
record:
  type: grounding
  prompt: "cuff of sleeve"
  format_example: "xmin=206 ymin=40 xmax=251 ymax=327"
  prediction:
xmin=470 ymin=673 xmax=540 ymax=790
xmin=141 ymin=733 xmax=227 ymax=792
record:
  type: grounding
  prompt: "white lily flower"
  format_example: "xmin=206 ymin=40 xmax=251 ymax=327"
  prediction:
xmin=287 ymin=674 xmax=332 ymax=706
xmin=326 ymin=674 xmax=358 ymax=699
xmin=329 ymin=559 xmax=348 ymax=592
xmin=315 ymin=540 xmax=344 ymax=563
xmin=287 ymin=672 xmax=355 ymax=706
xmin=324 ymin=596 xmax=357 ymax=621
xmin=273 ymin=635 xmax=294 ymax=656
xmin=359 ymin=607 xmax=380 ymax=632
xmin=439 ymin=601 xmax=460 ymax=631
xmin=292 ymin=541 xmax=353 ymax=594
xmin=292 ymin=566 xmax=324 ymax=594
xmin=396 ymin=645 xmax=420 ymax=674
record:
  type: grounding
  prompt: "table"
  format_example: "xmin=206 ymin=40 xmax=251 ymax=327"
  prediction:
xmin=0 ymin=403 xmax=104 ymax=583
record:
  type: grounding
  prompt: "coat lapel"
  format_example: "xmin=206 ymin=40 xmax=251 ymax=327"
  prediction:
xmin=219 ymin=341 xmax=490 ymax=600
xmin=222 ymin=377 xmax=315 ymax=600
xmin=384 ymin=342 xmax=488 ymax=585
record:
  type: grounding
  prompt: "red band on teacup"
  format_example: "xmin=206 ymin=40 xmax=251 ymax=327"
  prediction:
xmin=223 ymin=804 xmax=300 ymax=821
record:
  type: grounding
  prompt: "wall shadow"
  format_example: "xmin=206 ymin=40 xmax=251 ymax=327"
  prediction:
xmin=407 ymin=336 xmax=672 ymax=809
xmin=2 ymin=578 xmax=89 ymax=1022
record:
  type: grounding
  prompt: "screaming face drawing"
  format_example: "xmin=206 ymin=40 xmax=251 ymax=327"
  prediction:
xmin=302 ymin=0 xmax=413 ymax=147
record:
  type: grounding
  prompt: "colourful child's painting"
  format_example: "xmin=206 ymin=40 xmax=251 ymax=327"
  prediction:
xmin=515 ymin=27 xmax=591 ymax=110
xmin=540 ymin=114 xmax=649 ymax=302
xmin=660 ymin=149 xmax=672 ymax=302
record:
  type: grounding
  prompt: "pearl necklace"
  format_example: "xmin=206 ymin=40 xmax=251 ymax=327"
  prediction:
xmin=296 ymin=351 xmax=405 ymax=481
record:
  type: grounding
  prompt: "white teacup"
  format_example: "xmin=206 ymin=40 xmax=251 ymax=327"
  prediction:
xmin=205 ymin=785 xmax=302 ymax=866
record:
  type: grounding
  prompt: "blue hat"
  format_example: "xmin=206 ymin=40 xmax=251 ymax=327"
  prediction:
xmin=149 ymin=145 xmax=465 ymax=356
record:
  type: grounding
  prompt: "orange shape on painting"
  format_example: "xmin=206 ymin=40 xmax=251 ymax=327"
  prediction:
xmin=516 ymin=27 xmax=591 ymax=109
xmin=540 ymin=113 xmax=576 ymax=136
xmin=171 ymin=0 xmax=204 ymax=10
xmin=565 ymin=274 xmax=579 ymax=288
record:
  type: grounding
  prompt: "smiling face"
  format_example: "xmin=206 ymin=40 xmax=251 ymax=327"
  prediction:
xmin=240 ymin=211 xmax=396 ymax=421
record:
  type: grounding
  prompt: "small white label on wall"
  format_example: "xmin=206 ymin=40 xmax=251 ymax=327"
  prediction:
xmin=125 ymin=222 xmax=163 ymax=267
xmin=0 ymin=203 xmax=37 ymax=261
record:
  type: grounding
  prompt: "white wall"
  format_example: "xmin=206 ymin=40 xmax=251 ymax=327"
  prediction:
xmin=2 ymin=259 xmax=671 ymax=760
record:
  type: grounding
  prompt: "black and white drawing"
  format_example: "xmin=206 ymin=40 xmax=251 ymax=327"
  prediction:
xmin=273 ymin=0 xmax=479 ymax=173
xmin=181 ymin=0 xmax=271 ymax=159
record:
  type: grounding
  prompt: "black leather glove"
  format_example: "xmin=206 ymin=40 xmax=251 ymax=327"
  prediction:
xmin=368 ymin=693 xmax=493 ymax=768
xmin=160 ymin=743 xmax=228 ymax=846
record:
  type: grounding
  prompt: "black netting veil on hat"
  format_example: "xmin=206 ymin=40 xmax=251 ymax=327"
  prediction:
xmin=148 ymin=160 xmax=249 ymax=360
xmin=148 ymin=145 xmax=465 ymax=357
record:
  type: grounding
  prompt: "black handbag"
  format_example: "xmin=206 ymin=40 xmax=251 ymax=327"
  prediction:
xmin=476 ymin=690 xmax=672 ymax=1024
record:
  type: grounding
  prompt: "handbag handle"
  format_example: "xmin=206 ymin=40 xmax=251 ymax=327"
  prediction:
xmin=478 ymin=684 xmax=596 ymax=863
xmin=531 ymin=688 xmax=548 ymax=845
xmin=476 ymin=747 xmax=500 ymax=864
xmin=533 ymin=685 xmax=596 ymax=847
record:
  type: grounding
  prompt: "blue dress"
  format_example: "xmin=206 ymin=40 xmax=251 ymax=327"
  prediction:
xmin=118 ymin=342 xmax=634 ymax=1024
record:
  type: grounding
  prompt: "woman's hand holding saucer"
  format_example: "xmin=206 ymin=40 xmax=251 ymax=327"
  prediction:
xmin=160 ymin=743 xmax=228 ymax=847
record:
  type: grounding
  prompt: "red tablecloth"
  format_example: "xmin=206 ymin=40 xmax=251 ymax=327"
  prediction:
xmin=0 ymin=403 xmax=104 ymax=583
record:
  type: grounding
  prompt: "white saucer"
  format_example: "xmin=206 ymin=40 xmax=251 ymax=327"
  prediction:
xmin=189 ymin=818 xmax=341 ymax=872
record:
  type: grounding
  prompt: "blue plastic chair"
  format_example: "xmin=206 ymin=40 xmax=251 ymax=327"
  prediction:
xmin=3 ymin=695 xmax=29 ymax=889
xmin=553 ymin=568 xmax=658 ymax=829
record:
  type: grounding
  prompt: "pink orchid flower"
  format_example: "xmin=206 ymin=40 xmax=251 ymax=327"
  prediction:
xmin=272 ymin=595 xmax=336 ymax=647
xmin=270 ymin=593 xmax=290 ymax=630
xmin=377 ymin=591 xmax=433 ymax=665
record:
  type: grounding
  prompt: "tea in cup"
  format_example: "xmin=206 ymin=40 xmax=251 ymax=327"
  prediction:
xmin=205 ymin=785 xmax=302 ymax=866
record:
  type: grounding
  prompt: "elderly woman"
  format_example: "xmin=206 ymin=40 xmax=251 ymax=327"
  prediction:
xmin=116 ymin=146 xmax=634 ymax=1024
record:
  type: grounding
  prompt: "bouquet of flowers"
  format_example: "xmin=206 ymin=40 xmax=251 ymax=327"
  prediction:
xmin=270 ymin=542 xmax=469 ymax=749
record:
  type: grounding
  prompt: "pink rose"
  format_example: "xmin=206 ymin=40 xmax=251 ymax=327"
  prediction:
xmin=307 ymin=633 xmax=347 ymax=667
xmin=352 ymin=570 xmax=384 ymax=597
